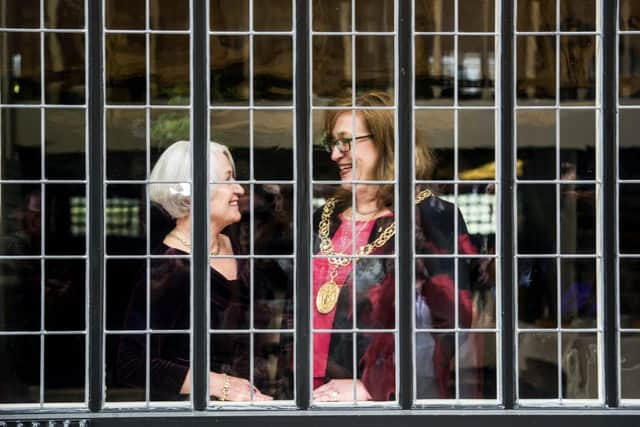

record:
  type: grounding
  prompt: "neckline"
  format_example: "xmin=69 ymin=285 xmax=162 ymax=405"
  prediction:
xmin=159 ymin=243 xmax=240 ymax=282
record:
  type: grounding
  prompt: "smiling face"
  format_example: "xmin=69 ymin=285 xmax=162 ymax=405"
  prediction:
xmin=209 ymin=152 xmax=245 ymax=228
xmin=330 ymin=112 xmax=379 ymax=189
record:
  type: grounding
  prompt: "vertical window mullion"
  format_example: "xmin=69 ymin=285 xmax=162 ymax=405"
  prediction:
xmin=295 ymin=0 xmax=311 ymax=410
xmin=88 ymin=0 xmax=105 ymax=413
xmin=398 ymin=0 xmax=413 ymax=410
xmin=192 ymin=0 xmax=208 ymax=411
xmin=603 ymin=0 xmax=619 ymax=409
xmin=501 ymin=0 xmax=516 ymax=410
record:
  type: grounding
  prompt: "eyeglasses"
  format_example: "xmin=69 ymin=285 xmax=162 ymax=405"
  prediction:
xmin=322 ymin=133 xmax=374 ymax=153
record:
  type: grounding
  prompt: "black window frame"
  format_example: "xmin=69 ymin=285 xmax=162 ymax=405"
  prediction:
xmin=1 ymin=0 xmax=638 ymax=424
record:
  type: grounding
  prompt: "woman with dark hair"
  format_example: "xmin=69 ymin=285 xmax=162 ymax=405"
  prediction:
xmin=312 ymin=92 xmax=479 ymax=401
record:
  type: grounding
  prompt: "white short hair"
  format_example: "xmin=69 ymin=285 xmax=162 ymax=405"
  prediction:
xmin=149 ymin=140 xmax=236 ymax=219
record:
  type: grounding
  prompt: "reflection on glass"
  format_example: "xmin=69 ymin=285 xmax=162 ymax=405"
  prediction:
xmin=106 ymin=109 xmax=146 ymax=180
xmin=459 ymin=333 xmax=496 ymax=399
xmin=619 ymin=184 xmax=640 ymax=254
xmin=621 ymin=0 xmax=640 ymax=31
xmin=254 ymin=259 xmax=293 ymax=328
xmin=460 ymin=255 xmax=496 ymax=329
xmin=44 ymin=335 xmax=85 ymax=402
xmin=415 ymin=258 xmax=455 ymax=328
xmin=517 ymin=0 xmax=556 ymax=32
xmin=150 ymin=35 xmax=190 ymax=105
xmin=45 ymin=33 xmax=85 ymax=104
xmin=106 ymin=0 xmax=145 ymax=29
xmin=516 ymin=36 xmax=556 ymax=105
xmin=312 ymin=110 xmax=339 ymax=181
xmin=105 ymin=185 xmax=147 ymax=256
xmin=210 ymin=35 xmax=250 ymax=106
xmin=458 ymin=36 xmax=495 ymax=105
xmin=0 ymin=184 xmax=41 ymax=256
xmin=457 ymin=185 xmax=496 ymax=255
xmin=619 ymin=35 xmax=640 ymax=105
xmin=516 ymin=109 xmax=556 ymax=180
xmin=45 ymin=259 xmax=85 ymax=331
xmin=0 ymin=0 xmax=40 ymax=28
xmin=517 ymin=184 xmax=556 ymax=254
xmin=312 ymin=36 xmax=351 ymax=106
xmin=0 ymin=32 xmax=41 ymax=104
xmin=254 ymin=110 xmax=293 ymax=180
xmin=254 ymin=185 xmax=294 ymax=254
xmin=458 ymin=110 xmax=495 ymax=180
xmin=559 ymin=109 xmax=596 ymax=180
xmin=355 ymin=0 xmax=393 ymax=32
xmin=0 ymin=260 xmax=40 ymax=331
xmin=620 ymin=259 xmax=640 ymax=329
xmin=210 ymin=0 xmax=249 ymax=31
xmin=355 ymin=257 xmax=397 ymax=329
xmin=459 ymin=0 xmax=494 ymax=32
xmin=356 ymin=332 xmax=395 ymax=401
xmin=0 ymin=108 xmax=41 ymax=179
xmin=518 ymin=258 xmax=557 ymax=328
xmin=106 ymin=334 xmax=146 ymax=402
xmin=254 ymin=0 xmax=291 ymax=31
xmin=518 ymin=333 xmax=558 ymax=398
xmin=560 ymin=36 xmax=595 ymax=105
xmin=150 ymin=0 xmax=189 ymax=30
xmin=621 ymin=334 xmax=640 ymax=399
xmin=150 ymin=109 xmax=190 ymax=169
xmin=560 ymin=258 xmax=596 ymax=328
xmin=561 ymin=333 xmax=597 ymax=398
xmin=619 ymin=109 xmax=640 ymax=179
xmin=254 ymin=36 xmax=293 ymax=105
xmin=415 ymin=109 xmax=453 ymax=179
xmin=560 ymin=0 xmax=595 ymax=31
xmin=106 ymin=34 xmax=146 ymax=105
xmin=415 ymin=196 xmax=455 ymax=255
xmin=106 ymin=259 xmax=146 ymax=331
xmin=45 ymin=108 xmax=85 ymax=179
xmin=210 ymin=109 xmax=250 ymax=180
xmin=45 ymin=0 xmax=84 ymax=29
xmin=0 ymin=335 xmax=40 ymax=403
xmin=254 ymin=333 xmax=293 ymax=400
xmin=560 ymin=184 xmax=595 ymax=254
xmin=356 ymin=36 xmax=394 ymax=99
xmin=415 ymin=36 xmax=454 ymax=106
xmin=312 ymin=0 xmax=350 ymax=32
xmin=415 ymin=332 xmax=454 ymax=399
xmin=415 ymin=0 xmax=453 ymax=32
xmin=46 ymin=184 xmax=86 ymax=255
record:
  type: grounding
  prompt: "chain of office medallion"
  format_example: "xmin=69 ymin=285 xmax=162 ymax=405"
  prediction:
xmin=318 ymin=188 xmax=433 ymax=267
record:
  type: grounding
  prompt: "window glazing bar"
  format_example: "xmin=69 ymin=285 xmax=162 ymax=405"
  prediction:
xmin=88 ymin=0 xmax=105 ymax=413
xmin=295 ymin=0 xmax=311 ymax=410
xmin=192 ymin=0 xmax=209 ymax=411
xmin=501 ymin=0 xmax=515 ymax=410
xmin=398 ymin=0 xmax=413 ymax=410
xmin=603 ymin=0 xmax=619 ymax=409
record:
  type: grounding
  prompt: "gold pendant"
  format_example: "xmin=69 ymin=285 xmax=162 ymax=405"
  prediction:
xmin=316 ymin=280 xmax=340 ymax=314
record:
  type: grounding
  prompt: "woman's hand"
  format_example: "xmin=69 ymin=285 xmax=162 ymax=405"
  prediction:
xmin=210 ymin=371 xmax=273 ymax=401
xmin=180 ymin=369 xmax=273 ymax=401
xmin=313 ymin=379 xmax=372 ymax=402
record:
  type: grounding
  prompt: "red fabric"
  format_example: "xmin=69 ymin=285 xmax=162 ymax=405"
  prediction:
xmin=312 ymin=215 xmax=377 ymax=386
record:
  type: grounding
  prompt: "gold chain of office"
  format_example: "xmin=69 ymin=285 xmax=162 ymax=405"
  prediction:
xmin=315 ymin=188 xmax=432 ymax=314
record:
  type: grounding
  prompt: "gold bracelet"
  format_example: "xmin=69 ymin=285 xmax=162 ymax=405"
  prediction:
xmin=221 ymin=373 xmax=230 ymax=401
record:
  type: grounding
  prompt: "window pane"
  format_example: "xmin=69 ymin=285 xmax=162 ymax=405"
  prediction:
xmin=518 ymin=258 xmax=557 ymax=329
xmin=517 ymin=184 xmax=557 ymax=254
xmin=0 ymin=32 xmax=41 ymax=104
xmin=45 ymin=0 xmax=85 ymax=29
xmin=312 ymin=0 xmax=351 ymax=32
xmin=0 ymin=108 xmax=41 ymax=180
xmin=619 ymin=109 xmax=640 ymax=180
xmin=459 ymin=0 xmax=494 ymax=32
xmin=313 ymin=36 xmax=352 ymax=106
xmin=150 ymin=0 xmax=189 ymax=30
xmin=355 ymin=36 xmax=394 ymax=98
xmin=415 ymin=36 xmax=455 ymax=106
xmin=621 ymin=333 xmax=640 ymax=399
xmin=355 ymin=0 xmax=393 ymax=32
xmin=150 ymin=35 xmax=190 ymax=106
xmin=0 ymin=260 xmax=41 ymax=331
xmin=210 ymin=0 xmax=249 ymax=31
xmin=458 ymin=110 xmax=495 ymax=180
xmin=254 ymin=36 xmax=293 ymax=105
xmin=45 ymin=108 xmax=86 ymax=179
xmin=458 ymin=36 xmax=495 ymax=106
xmin=106 ymin=34 xmax=146 ymax=105
xmin=517 ymin=36 xmax=556 ymax=106
xmin=517 ymin=0 xmax=556 ymax=31
xmin=45 ymin=33 xmax=85 ymax=104
xmin=516 ymin=109 xmax=556 ymax=180
xmin=518 ymin=332 xmax=558 ymax=398
xmin=254 ymin=0 xmax=292 ymax=31
xmin=106 ymin=0 xmax=145 ymax=29
xmin=210 ymin=35 xmax=250 ymax=106
xmin=106 ymin=109 xmax=147 ymax=180
xmin=0 ymin=0 xmax=40 ymax=28
xmin=0 ymin=335 xmax=40 ymax=403
xmin=44 ymin=335 xmax=85 ymax=402
xmin=0 ymin=184 xmax=42 ymax=256
xmin=559 ymin=36 xmax=596 ymax=105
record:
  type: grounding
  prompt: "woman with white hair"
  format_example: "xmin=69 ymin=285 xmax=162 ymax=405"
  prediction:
xmin=117 ymin=140 xmax=274 ymax=401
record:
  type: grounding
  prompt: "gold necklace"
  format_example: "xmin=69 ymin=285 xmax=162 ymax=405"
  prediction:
xmin=168 ymin=231 xmax=221 ymax=256
xmin=315 ymin=188 xmax=432 ymax=314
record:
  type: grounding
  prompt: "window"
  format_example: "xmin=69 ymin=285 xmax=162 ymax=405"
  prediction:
xmin=0 ymin=0 xmax=636 ymax=424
